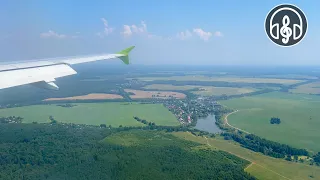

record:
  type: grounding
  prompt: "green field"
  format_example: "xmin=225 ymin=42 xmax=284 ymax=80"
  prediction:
xmin=136 ymin=75 xmax=303 ymax=84
xmin=0 ymin=102 xmax=179 ymax=127
xmin=143 ymin=84 xmax=200 ymax=90
xmin=174 ymin=132 xmax=320 ymax=180
xmin=220 ymin=92 xmax=320 ymax=152
xmin=143 ymin=84 xmax=257 ymax=96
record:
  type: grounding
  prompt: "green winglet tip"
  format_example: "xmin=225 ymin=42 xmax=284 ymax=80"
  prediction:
xmin=119 ymin=56 xmax=129 ymax=65
xmin=117 ymin=46 xmax=135 ymax=65
xmin=117 ymin=46 xmax=135 ymax=56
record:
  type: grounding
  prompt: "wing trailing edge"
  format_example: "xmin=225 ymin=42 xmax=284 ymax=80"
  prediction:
xmin=0 ymin=46 xmax=135 ymax=90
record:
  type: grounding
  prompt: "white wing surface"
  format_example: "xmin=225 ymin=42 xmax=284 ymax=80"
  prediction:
xmin=0 ymin=46 xmax=135 ymax=90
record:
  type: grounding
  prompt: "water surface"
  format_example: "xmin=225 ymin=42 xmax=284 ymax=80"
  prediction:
xmin=195 ymin=114 xmax=221 ymax=133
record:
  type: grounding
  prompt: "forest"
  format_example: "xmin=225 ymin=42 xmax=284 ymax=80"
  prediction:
xmin=221 ymin=132 xmax=309 ymax=158
xmin=0 ymin=123 xmax=256 ymax=180
xmin=314 ymin=152 xmax=320 ymax=165
xmin=270 ymin=117 xmax=281 ymax=124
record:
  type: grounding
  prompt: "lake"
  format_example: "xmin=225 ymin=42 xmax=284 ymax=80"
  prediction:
xmin=195 ymin=114 xmax=221 ymax=133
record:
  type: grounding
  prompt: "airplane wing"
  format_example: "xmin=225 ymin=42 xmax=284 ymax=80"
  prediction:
xmin=0 ymin=46 xmax=135 ymax=90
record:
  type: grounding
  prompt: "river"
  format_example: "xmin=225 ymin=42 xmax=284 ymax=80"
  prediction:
xmin=195 ymin=114 xmax=222 ymax=133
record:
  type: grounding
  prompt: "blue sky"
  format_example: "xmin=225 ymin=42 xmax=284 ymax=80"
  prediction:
xmin=1 ymin=0 xmax=319 ymax=65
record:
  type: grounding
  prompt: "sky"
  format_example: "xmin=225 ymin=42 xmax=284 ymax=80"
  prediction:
xmin=0 ymin=0 xmax=320 ymax=65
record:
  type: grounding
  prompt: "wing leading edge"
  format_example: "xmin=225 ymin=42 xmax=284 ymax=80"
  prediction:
xmin=0 ymin=46 xmax=135 ymax=90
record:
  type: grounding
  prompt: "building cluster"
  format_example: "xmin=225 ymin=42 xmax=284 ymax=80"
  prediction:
xmin=122 ymin=79 xmax=146 ymax=88
xmin=164 ymin=97 xmax=217 ymax=125
xmin=0 ymin=116 xmax=23 ymax=123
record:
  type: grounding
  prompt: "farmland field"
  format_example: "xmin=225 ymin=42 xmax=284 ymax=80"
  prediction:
xmin=124 ymin=89 xmax=186 ymax=99
xmin=290 ymin=81 xmax=320 ymax=94
xmin=143 ymin=84 xmax=257 ymax=96
xmin=174 ymin=132 xmax=320 ymax=180
xmin=143 ymin=84 xmax=201 ymax=91
xmin=192 ymin=87 xmax=257 ymax=96
xmin=135 ymin=75 xmax=303 ymax=84
xmin=0 ymin=102 xmax=179 ymax=126
xmin=43 ymin=93 xmax=123 ymax=101
xmin=261 ymin=74 xmax=318 ymax=80
xmin=220 ymin=92 xmax=320 ymax=152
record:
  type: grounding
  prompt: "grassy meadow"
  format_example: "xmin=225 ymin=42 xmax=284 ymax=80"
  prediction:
xmin=173 ymin=132 xmax=320 ymax=180
xmin=220 ymin=92 xmax=320 ymax=152
xmin=0 ymin=102 xmax=179 ymax=127
xmin=143 ymin=84 xmax=257 ymax=96
xmin=136 ymin=75 xmax=303 ymax=84
xmin=143 ymin=84 xmax=201 ymax=91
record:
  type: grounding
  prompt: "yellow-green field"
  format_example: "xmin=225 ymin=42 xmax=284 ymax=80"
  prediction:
xmin=143 ymin=84 xmax=200 ymax=91
xmin=290 ymin=82 xmax=320 ymax=94
xmin=0 ymin=102 xmax=179 ymax=127
xmin=136 ymin=75 xmax=303 ymax=84
xmin=173 ymin=132 xmax=320 ymax=180
xmin=220 ymin=92 xmax=320 ymax=152
xmin=143 ymin=84 xmax=257 ymax=96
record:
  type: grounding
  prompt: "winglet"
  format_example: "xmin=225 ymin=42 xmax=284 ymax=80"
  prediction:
xmin=117 ymin=46 xmax=135 ymax=65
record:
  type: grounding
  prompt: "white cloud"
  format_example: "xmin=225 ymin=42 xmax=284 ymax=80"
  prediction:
xmin=101 ymin=18 xmax=114 ymax=35
xmin=122 ymin=25 xmax=132 ymax=37
xmin=141 ymin=21 xmax=147 ymax=32
xmin=120 ymin=21 xmax=166 ymax=40
xmin=214 ymin=31 xmax=223 ymax=37
xmin=40 ymin=30 xmax=80 ymax=39
xmin=121 ymin=21 xmax=148 ymax=37
xmin=176 ymin=30 xmax=192 ymax=40
xmin=40 ymin=30 xmax=67 ymax=39
xmin=96 ymin=18 xmax=114 ymax=38
xmin=193 ymin=28 xmax=212 ymax=41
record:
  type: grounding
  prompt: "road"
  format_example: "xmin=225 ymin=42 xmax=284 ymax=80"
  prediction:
xmin=204 ymin=136 xmax=292 ymax=180
xmin=224 ymin=110 xmax=251 ymax=134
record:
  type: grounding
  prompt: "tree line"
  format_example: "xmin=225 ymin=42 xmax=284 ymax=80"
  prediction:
xmin=56 ymin=104 xmax=77 ymax=108
xmin=0 ymin=116 xmax=23 ymax=123
xmin=133 ymin=116 xmax=156 ymax=126
xmin=270 ymin=117 xmax=281 ymax=124
xmin=221 ymin=132 xmax=309 ymax=158
xmin=314 ymin=152 xmax=320 ymax=165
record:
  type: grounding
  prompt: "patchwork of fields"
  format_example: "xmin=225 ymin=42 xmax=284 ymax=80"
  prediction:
xmin=143 ymin=84 xmax=257 ymax=96
xmin=0 ymin=102 xmax=179 ymax=127
xmin=43 ymin=93 xmax=123 ymax=101
xmin=143 ymin=84 xmax=200 ymax=91
xmin=2 ymin=70 xmax=319 ymax=179
xmin=124 ymin=89 xmax=186 ymax=99
xmin=136 ymin=75 xmax=303 ymax=84
xmin=261 ymin=74 xmax=318 ymax=80
xmin=192 ymin=87 xmax=256 ymax=96
xmin=220 ymin=92 xmax=320 ymax=152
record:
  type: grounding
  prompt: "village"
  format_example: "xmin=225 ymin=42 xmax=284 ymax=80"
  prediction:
xmin=164 ymin=96 xmax=219 ymax=126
